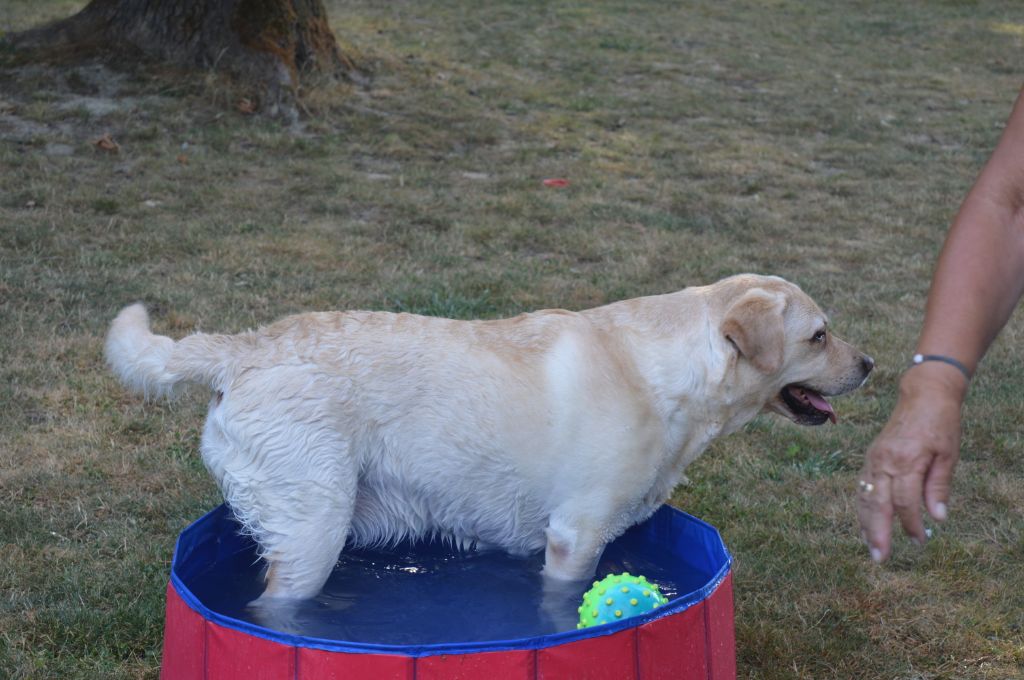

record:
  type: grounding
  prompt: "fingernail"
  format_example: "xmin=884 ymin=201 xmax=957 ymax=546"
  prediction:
xmin=934 ymin=503 xmax=948 ymax=521
xmin=870 ymin=547 xmax=882 ymax=563
xmin=911 ymin=536 xmax=924 ymax=547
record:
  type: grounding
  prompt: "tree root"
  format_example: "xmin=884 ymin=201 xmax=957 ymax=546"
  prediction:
xmin=4 ymin=0 xmax=364 ymax=119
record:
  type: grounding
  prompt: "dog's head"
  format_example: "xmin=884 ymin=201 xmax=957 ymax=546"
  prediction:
xmin=718 ymin=275 xmax=873 ymax=425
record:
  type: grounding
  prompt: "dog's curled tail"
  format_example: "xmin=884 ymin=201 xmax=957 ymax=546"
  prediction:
xmin=105 ymin=303 xmax=239 ymax=398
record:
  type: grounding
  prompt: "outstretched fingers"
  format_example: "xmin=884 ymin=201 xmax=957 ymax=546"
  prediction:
xmin=859 ymin=435 xmax=946 ymax=561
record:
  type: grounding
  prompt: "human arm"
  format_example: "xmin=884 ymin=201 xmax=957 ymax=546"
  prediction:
xmin=858 ymin=86 xmax=1024 ymax=562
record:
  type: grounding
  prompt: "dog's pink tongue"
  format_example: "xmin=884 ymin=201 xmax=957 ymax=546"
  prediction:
xmin=806 ymin=390 xmax=837 ymax=424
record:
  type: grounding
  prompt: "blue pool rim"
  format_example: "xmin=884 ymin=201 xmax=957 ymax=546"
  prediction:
xmin=169 ymin=503 xmax=733 ymax=658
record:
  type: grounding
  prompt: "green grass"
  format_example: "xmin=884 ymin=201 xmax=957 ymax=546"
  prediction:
xmin=3 ymin=1 xmax=1024 ymax=678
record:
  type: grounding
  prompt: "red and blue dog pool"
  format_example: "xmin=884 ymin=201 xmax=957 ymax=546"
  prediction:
xmin=161 ymin=504 xmax=735 ymax=679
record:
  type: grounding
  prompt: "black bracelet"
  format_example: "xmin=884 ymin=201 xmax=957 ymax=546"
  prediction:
xmin=910 ymin=353 xmax=972 ymax=381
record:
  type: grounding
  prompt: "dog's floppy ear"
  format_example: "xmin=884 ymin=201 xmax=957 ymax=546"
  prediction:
xmin=721 ymin=288 xmax=786 ymax=374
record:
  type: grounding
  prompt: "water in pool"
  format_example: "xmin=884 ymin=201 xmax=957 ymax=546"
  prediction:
xmin=186 ymin=527 xmax=714 ymax=645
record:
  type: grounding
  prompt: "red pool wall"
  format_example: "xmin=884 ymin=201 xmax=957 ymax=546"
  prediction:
xmin=160 ymin=572 xmax=735 ymax=680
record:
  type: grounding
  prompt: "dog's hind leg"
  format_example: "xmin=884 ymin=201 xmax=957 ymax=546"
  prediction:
xmin=204 ymin=411 xmax=356 ymax=603
xmin=252 ymin=463 xmax=356 ymax=603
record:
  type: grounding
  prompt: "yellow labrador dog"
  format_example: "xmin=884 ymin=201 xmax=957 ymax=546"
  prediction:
xmin=106 ymin=274 xmax=872 ymax=603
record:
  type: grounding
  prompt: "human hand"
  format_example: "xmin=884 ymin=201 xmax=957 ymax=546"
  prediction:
xmin=857 ymin=363 xmax=967 ymax=562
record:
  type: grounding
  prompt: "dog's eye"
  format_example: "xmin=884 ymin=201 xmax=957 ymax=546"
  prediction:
xmin=811 ymin=329 xmax=827 ymax=344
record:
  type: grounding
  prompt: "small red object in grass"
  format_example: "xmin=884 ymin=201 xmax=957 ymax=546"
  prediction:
xmin=542 ymin=178 xmax=570 ymax=188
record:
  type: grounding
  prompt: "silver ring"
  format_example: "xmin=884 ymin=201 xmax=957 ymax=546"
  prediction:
xmin=858 ymin=479 xmax=875 ymax=494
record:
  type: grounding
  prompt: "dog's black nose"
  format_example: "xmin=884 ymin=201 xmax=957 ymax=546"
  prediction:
xmin=862 ymin=355 xmax=875 ymax=374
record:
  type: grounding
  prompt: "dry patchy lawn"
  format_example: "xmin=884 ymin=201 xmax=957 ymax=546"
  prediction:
xmin=2 ymin=1 xmax=1023 ymax=678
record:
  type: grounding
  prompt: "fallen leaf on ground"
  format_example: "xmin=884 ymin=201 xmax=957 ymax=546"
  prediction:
xmin=93 ymin=133 xmax=120 ymax=153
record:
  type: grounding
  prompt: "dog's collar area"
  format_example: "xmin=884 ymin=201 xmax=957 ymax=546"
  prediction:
xmin=780 ymin=384 xmax=836 ymax=425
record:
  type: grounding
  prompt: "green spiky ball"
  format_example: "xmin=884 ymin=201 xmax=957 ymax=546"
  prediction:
xmin=577 ymin=572 xmax=668 ymax=629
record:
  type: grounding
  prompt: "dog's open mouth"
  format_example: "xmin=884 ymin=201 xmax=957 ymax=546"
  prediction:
xmin=780 ymin=384 xmax=836 ymax=425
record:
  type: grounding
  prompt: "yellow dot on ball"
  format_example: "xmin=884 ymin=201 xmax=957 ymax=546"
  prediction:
xmin=621 ymin=587 xmax=629 ymax=593
xmin=591 ymin=609 xmax=598 ymax=618
xmin=605 ymin=598 xmax=613 ymax=605
xmin=614 ymin=610 xmax=622 ymax=617
xmin=600 ymin=589 xmax=607 ymax=596
xmin=630 ymin=598 xmax=638 ymax=606
xmin=642 ymin=590 xmax=650 ymax=597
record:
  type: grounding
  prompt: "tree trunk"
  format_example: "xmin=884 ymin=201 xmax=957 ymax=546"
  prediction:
xmin=9 ymin=0 xmax=359 ymax=116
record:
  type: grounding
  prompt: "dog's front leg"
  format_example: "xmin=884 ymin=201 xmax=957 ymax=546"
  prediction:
xmin=541 ymin=514 xmax=605 ymax=582
xmin=539 ymin=515 xmax=608 ymax=631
